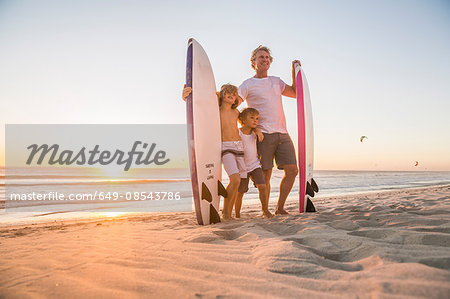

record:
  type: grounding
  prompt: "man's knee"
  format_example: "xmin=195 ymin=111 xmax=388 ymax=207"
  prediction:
xmin=256 ymin=184 xmax=267 ymax=192
xmin=263 ymin=169 xmax=272 ymax=182
xmin=283 ymin=165 xmax=298 ymax=178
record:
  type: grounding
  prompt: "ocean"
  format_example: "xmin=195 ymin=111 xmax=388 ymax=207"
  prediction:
xmin=1 ymin=167 xmax=449 ymax=224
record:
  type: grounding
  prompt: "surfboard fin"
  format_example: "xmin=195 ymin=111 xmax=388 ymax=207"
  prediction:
xmin=201 ymin=182 xmax=221 ymax=224
xmin=210 ymin=205 xmax=221 ymax=224
xmin=311 ymin=178 xmax=319 ymax=192
xmin=218 ymin=180 xmax=228 ymax=197
xmin=306 ymin=197 xmax=316 ymax=212
xmin=201 ymin=182 xmax=213 ymax=203
xmin=306 ymin=182 xmax=315 ymax=197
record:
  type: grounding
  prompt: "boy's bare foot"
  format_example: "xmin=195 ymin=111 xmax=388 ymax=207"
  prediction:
xmin=275 ymin=208 xmax=289 ymax=215
xmin=235 ymin=213 xmax=241 ymax=219
xmin=263 ymin=210 xmax=274 ymax=218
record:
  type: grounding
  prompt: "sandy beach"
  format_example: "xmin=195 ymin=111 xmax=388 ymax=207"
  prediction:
xmin=1 ymin=184 xmax=449 ymax=298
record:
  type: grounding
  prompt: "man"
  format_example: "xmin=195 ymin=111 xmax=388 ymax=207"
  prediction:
xmin=238 ymin=45 xmax=300 ymax=215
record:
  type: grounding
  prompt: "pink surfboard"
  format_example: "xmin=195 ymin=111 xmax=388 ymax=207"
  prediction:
xmin=295 ymin=63 xmax=318 ymax=213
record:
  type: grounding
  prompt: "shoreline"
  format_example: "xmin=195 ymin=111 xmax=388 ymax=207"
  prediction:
xmin=0 ymin=183 xmax=450 ymax=229
xmin=0 ymin=183 xmax=449 ymax=228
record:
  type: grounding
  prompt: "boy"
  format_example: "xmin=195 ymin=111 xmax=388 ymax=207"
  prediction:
xmin=182 ymin=84 xmax=251 ymax=220
xmin=235 ymin=108 xmax=273 ymax=218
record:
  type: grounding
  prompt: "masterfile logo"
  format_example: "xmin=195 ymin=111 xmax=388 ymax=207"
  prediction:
xmin=26 ymin=141 xmax=170 ymax=171
xmin=5 ymin=124 xmax=192 ymax=213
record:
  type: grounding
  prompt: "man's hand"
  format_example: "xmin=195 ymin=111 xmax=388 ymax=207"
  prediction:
xmin=292 ymin=59 xmax=301 ymax=69
xmin=282 ymin=59 xmax=302 ymax=98
xmin=291 ymin=59 xmax=301 ymax=87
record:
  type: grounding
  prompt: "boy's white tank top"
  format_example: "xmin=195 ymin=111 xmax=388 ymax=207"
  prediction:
xmin=239 ymin=129 xmax=261 ymax=172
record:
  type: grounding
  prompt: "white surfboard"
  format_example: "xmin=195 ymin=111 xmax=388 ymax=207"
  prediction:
xmin=186 ymin=38 xmax=226 ymax=225
xmin=295 ymin=63 xmax=318 ymax=213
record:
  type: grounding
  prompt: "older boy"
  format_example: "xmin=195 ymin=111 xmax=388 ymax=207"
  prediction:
xmin=183 ymin=84 xmax=247 ymax=220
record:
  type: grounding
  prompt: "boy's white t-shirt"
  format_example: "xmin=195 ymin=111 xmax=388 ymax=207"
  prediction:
xmin=238 ymin=76 xmax=287 ymax=134
xmin=239 ymin=129 xmax=261 ymax=173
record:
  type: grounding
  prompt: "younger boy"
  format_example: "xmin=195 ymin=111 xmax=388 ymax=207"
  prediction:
xmin=235 ymin=108 xmax=273 ymax=218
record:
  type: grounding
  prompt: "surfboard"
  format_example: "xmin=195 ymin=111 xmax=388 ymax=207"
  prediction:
xmin=295 ymin=63 xmax=318 ymax=213
xmin=186 ymin=38 xmax=226 ymax=225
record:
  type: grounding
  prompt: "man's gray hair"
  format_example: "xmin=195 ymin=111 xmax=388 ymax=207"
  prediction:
xmin=250 ymin=45 xmax=273 ymax=69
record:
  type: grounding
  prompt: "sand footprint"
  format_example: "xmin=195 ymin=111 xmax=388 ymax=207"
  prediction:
xmin=349 ymin=229 xmax=396 ymax=240
xmin=285 ymin=236 xmax=378 ymax=263
xmin=327 ymin=219 xmax=360 ymax=231
xmin=250 ymin=239 xmax=368 ymax=276
xmin=183 ymin=233 xmax=224 ymax=244
xmin=212 ymin=229 xmax=245 ymax=240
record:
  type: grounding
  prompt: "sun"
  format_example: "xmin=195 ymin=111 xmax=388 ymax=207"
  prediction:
xmin=101 ymin=212 xmax=126 ymax=218
xmin=101 ymin=165 xmax=125 ymax=178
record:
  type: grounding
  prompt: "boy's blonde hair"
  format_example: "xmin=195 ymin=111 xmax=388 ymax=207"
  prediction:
xmin=218 ymin=84 xmax=239 ymax=109
xmin=238 ymin=108 xmax=259 ymax=125
xmin=250 ymin=45 xmax=273 ymax=70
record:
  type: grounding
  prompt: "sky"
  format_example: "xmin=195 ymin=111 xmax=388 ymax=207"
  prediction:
xmin=0 ymin=0 xmax=449 ymax=171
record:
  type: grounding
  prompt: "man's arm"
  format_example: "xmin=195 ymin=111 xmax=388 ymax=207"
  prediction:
xmin=237 ymin=83 xmax=248 ymax=108
xmin=253 ymin=128 xmax=264 ymax=142
xmin=281 ymin=60 xmax=301 ymax=98
xmin=237 ymin=95 xmax=244 ymax=107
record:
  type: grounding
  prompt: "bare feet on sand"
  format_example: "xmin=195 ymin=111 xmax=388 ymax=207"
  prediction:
xmin=275 ymin=208 xmax=289 ymax=215
xmin=263 ymin=210 xmax=274 ymax=218
xmin=222 ymin=214 xmax=235 ymax=221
